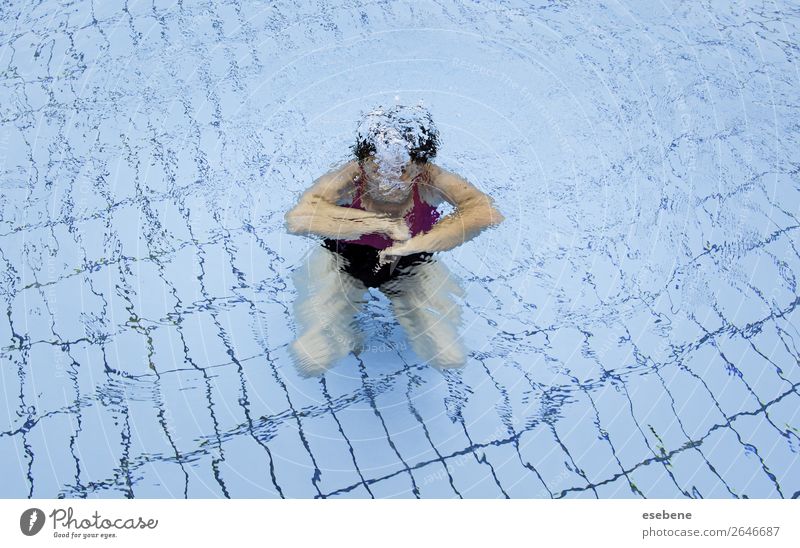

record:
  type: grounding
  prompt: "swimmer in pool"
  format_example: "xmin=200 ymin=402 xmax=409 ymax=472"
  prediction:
xmin=284 ymin=104 xmax=505 ymax=376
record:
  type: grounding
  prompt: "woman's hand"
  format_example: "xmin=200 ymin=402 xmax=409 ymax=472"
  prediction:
xmin=380 ymin=218 xmax=411 ymax=242
xmin=378 ymin=240 xmax=417 ymax=266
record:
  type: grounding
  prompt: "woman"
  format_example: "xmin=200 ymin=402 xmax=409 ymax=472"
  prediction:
xmin=284 ymin=104 xmax=504 ymax=376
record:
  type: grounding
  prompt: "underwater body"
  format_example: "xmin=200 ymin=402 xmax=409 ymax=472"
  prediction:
xmin=0 ymin=0 xmax=798 ymax=498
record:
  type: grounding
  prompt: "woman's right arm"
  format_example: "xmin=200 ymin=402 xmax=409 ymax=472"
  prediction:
xmin=284 ymin=160 xmax=410 ymax=241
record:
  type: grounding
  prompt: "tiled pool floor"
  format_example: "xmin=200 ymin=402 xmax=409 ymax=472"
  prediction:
xmin=0 ymin=0 xmax=798 ymax=498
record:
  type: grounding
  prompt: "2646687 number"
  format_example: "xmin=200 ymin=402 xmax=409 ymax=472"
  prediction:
xmin=730 ymin=526 xmax=780 ymax=537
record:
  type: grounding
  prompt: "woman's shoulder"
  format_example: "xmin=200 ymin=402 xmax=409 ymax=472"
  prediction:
xmin=336 ymin=160 xmax=362 ymax=205
xmin=420 ymin=161 xmax=491 ymax=208
xmin=332 ymin=159 xmax=361 ymax=186
xmin=305 ymin=160 xmax=361 ymax=205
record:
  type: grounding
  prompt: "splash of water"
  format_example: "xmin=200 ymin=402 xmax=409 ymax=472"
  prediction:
xmin=356 ymin=103 xmax=436 ymax=202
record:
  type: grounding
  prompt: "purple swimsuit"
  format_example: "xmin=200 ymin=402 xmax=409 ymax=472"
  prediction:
xmin=340 ymin=168 xmax=440 ymax=249
xmin=321 ymin=167 xmax=440 ymax=289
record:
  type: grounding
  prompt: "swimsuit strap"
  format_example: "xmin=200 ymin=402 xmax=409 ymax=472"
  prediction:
xmin=411 ymin=173 xmax=424 ymax=206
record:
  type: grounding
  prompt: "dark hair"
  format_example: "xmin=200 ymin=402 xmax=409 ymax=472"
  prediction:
xmin=353 ymin=104 xmax=439 ymax=163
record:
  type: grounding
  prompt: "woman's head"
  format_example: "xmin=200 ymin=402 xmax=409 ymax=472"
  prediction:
xmin=353 ymin=104 xmax=439 ymax=203
xmin=353 ymin=104 xmax=439 ymax=165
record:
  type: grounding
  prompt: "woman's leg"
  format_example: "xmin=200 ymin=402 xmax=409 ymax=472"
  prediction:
xmin=381 ymin=257 xmax=468 ymax=369
xmin=289 ymin=246 xmax=368 ymax=376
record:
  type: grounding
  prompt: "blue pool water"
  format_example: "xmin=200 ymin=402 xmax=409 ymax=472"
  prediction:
xmin=1 ymin=0 xmax=798 ymax=498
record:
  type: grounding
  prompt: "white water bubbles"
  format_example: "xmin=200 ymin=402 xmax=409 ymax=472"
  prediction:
xmin=355 ymin=103 xmax=438 ymax=202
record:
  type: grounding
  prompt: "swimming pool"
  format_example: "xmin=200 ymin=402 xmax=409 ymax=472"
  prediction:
xmin=0 ymin=0 xmax=798 ymax=498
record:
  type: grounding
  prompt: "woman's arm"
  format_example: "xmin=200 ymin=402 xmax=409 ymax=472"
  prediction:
xmin=285 ymin=160 xmax=410 ymax=241
xmin=379 ymin=163 xmax=504 ymax=260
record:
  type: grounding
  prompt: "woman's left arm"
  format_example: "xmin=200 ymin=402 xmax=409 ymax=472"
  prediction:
xmin=380 ymin=163 xmax=505 ymax=261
